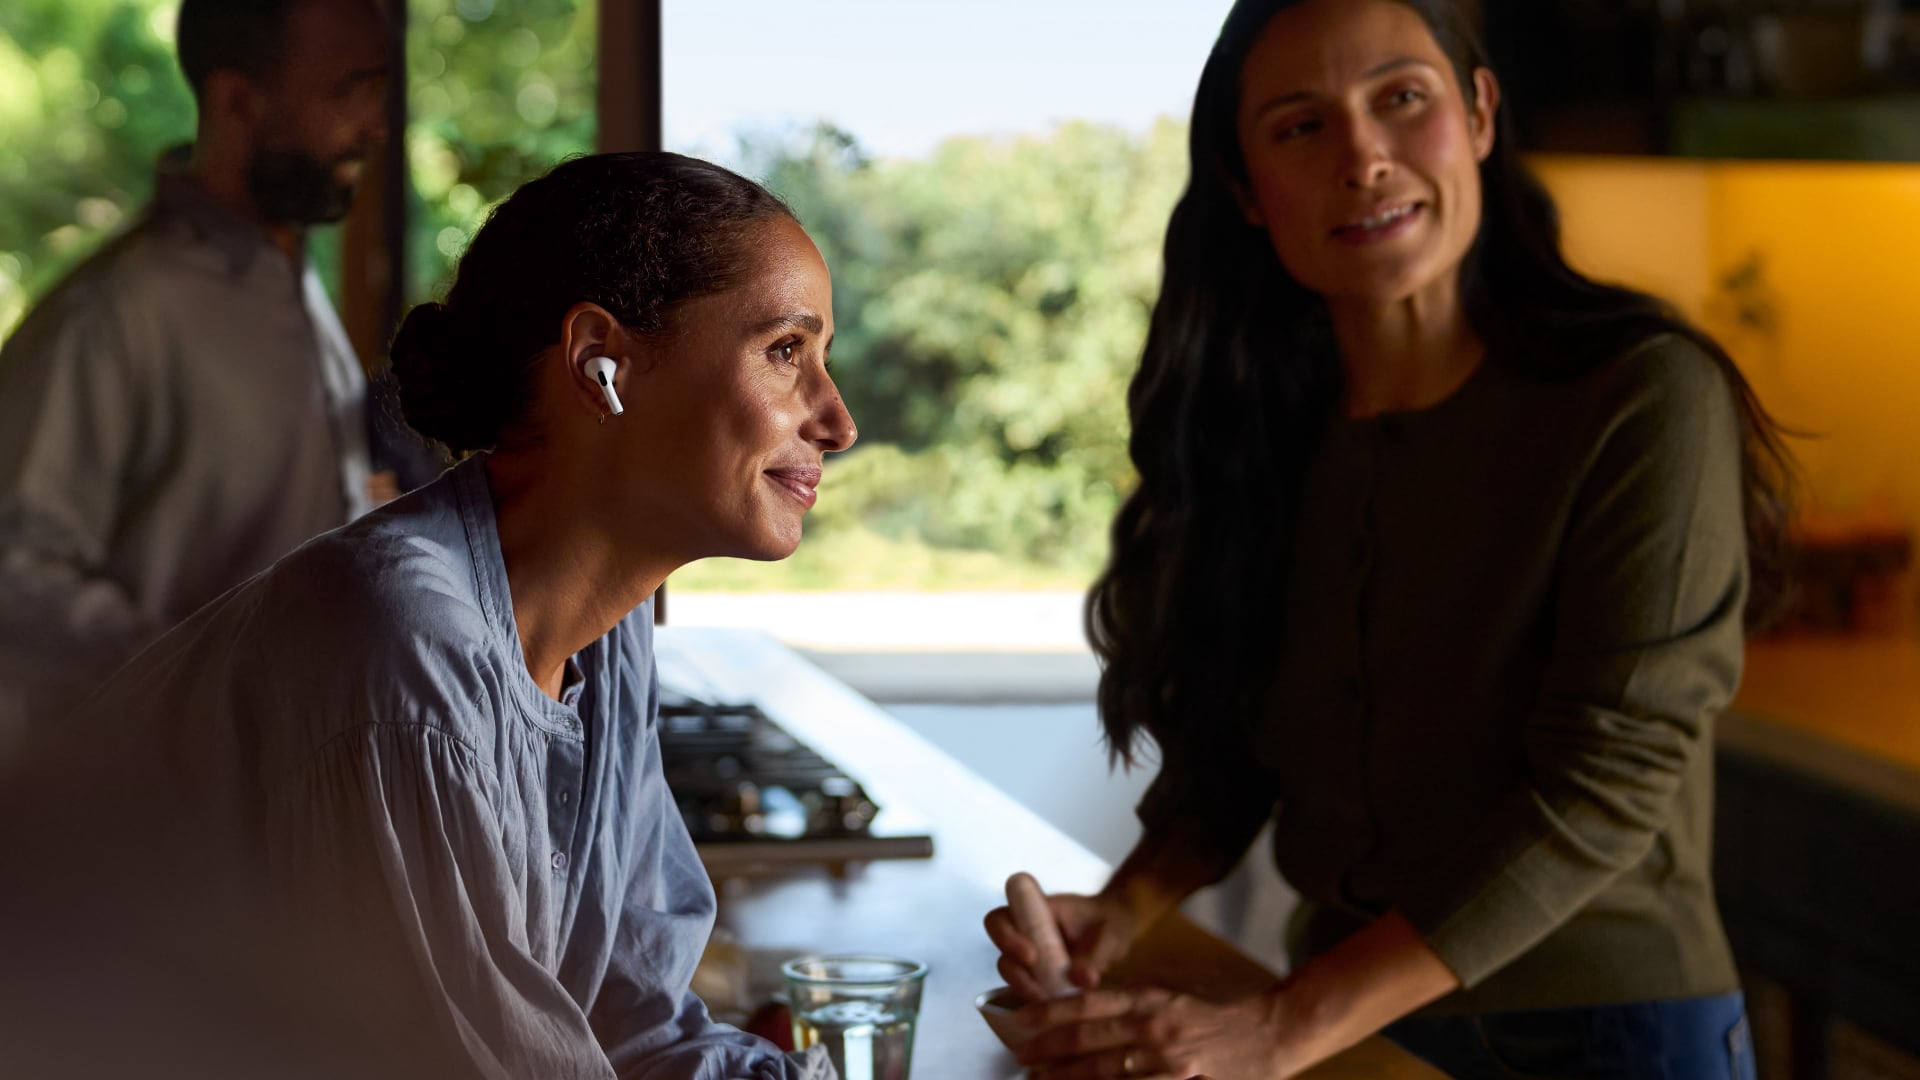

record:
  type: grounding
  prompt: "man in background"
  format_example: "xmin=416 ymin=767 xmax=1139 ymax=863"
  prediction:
xmin=0 ymin=0 xmax=434 ymax=741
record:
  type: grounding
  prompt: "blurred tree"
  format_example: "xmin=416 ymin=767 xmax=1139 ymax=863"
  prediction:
xmin=676 ymin=118 xmax=1188 ymax=588
xmin=404 ymin=0 xmax=594 ymax=305
xmin=0 ymin=1 xmax=194 ymax=337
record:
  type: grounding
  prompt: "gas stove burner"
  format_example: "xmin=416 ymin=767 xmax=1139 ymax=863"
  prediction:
xmin=657 ymin=698 xmax=931 ymax=871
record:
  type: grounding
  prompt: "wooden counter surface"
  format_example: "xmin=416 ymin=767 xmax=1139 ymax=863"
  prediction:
xmin=657 ymin=627 xmax=1443 ymax=1080
xmin=1716 ymin=634 xmax=1920 ymax=1073
xmin=1727 ymin=635 xmax=1920 ymax=814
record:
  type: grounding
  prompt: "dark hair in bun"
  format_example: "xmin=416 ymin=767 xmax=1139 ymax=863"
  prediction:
xmin=388 ymin=152 xmax=795 ymax=454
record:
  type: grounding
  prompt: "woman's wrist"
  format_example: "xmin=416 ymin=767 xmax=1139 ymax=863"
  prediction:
xmin=1267 ymin=911 xmax=1460 ymax=1064
xmin=1099 ymin=820 xmax=1226 ymax=931
xmin=1263 ymin=968 xmax=1349 ymax=1068
xmin=1188 ymin=981 xmax=1329 ymax=1079
xmin=1096 ymin=869 xmax=1174 ymax=932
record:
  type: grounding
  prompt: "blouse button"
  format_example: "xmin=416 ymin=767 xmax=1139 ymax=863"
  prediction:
xmin=551 ymin=850 xmax=569 ymax=873
xmin=558 ymin=789 xmax=573 ymax=807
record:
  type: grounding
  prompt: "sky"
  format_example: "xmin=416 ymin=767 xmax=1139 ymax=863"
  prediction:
xmin=662 ymin=0 xmax=1233 ymax=162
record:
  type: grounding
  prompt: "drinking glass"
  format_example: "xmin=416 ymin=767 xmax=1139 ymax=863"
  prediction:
xmin=782 ymin=954 xmax=928 ymax=1080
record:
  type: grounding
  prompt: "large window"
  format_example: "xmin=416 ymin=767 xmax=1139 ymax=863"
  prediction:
xmin=663 ymin=1 xmax=1226 ymax=593
xmin=4 ymin=1 xmax=1232 ymax=602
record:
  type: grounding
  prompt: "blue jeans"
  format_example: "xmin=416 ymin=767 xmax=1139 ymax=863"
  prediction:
xmin=1383 ymin=993 xmax=1756 ymax=1080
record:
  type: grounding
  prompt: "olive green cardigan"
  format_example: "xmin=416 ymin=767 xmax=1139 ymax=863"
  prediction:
xmin=1138 ymin=333 xmax=1747 ymax=1013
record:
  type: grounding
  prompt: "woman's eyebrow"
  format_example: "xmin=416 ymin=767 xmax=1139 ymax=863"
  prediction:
xmin=750 ymin=311 xmax=825 ymax=336
xmin=1247 ymin=56 xmax=1432 ymax=118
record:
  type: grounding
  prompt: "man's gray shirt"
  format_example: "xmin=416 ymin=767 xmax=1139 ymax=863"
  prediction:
xmin=0 ymin=152 xmax=372 ymax=738
xmin=9 ymin=456 xmax=827 ymax=1079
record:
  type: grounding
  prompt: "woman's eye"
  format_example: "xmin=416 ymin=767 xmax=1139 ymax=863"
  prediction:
xmin=1385 ymin=87 xmax=1427 ymax=108
xmin=1274 ymin=118 xmax=1319 ymax=141
xmin=773 ymin=342 xmax=798 ymax=366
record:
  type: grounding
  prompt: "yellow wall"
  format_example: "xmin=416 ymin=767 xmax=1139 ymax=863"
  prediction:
xmin=1532 ymin=155 xmax=1920 ymax=535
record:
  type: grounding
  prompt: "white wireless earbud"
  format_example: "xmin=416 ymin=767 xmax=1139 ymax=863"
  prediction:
xmin=585 ymin=355 xmax=624 ymax=416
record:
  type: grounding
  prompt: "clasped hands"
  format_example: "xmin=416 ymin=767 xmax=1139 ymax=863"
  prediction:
xmin=983 ymin=889 xmax=1310 ymax=1080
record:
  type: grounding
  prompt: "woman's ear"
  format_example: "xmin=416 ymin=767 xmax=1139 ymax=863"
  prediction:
xmin=559 ymin=303 xmax=629 ymax=418
xmin=1470 ymin=67 xmax=1501 ymax=163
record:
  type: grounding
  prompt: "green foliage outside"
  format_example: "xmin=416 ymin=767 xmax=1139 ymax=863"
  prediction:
xmin=674 ymin=120 xmax=1187 ymax=591
xmin=0 ymin=1 xmax=1191 ymax=593
xmin=0 ymin=1 xmax=193 ymax=334
xmin=404 ymin=0 xmax=595 ymax=305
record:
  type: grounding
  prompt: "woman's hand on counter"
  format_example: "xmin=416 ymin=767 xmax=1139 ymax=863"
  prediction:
xmin=984 ymin=890 xmax=1141 ymax=1001
xmin=1010 ymin=983 xmax=1301 ymax=1079
xmin=1006 ymin=910 xmax=1460 ymax=1078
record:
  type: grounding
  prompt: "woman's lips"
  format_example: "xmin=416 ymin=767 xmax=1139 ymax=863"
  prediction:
xmin=1331 ymin=202 xmax=1424 ymax=245
xmin=764 ymin=466 xmax=820 ymax=509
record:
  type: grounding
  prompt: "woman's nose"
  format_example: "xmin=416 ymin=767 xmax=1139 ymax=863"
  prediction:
xmin=807 ymin=381 xmax=857 ymax=453
xmin=1338 ymin=118 xmax=1394 ymax=189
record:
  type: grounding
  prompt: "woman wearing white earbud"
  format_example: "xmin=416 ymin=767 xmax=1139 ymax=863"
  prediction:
xmin=10 ymin=153 xmax=854 ymax=1078
xmin=587 ymin=355 xmax=625 ymax=415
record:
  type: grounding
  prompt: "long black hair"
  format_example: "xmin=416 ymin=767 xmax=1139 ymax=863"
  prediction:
xmin=1088 ymin=0 xmax=1796 ymax=766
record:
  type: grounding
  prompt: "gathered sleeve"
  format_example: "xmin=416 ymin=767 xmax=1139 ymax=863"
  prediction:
xmin=267 ymin=721 xmax=617 ymax=1079
xmin=262 ymin=692 xmax=826 ymax=1075
xmin=261 ymin=588 xmax=828 ymax=1080
xmin=1399 ymin=341 xmax=1749 ymax=987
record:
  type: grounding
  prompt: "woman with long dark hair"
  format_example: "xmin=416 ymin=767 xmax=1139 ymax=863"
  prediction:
xmin=986 ymin=1 xmax=1790 ymax=1076
xmin=2 ymin=152 xmax=851 ymax=1078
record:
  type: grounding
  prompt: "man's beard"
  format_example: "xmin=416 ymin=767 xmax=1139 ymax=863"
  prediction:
xmin=247 ymin=146 xmax=361 ymax=225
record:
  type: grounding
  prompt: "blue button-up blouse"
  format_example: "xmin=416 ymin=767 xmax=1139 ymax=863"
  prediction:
xmin=24 ymin=455 xmax=829 ymax=1079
